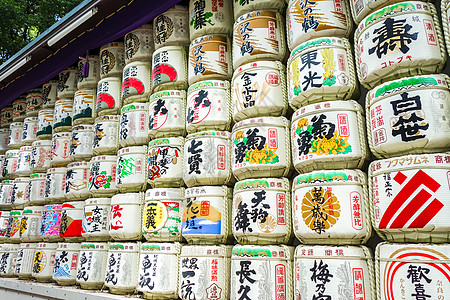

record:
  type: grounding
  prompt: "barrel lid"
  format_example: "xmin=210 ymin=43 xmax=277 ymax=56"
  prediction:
xmin=24 ymin=117 xmax=38 ymax=122
xmin=292 ymin=100 xmax=362 ymax=122
xmin=232 ymin=245 xmax=294 ymax=260
xmin=90 ymin=155 xmax=117 ymax=162
xmin=185 ymin=185 xmax=231 ymax=198
xmin=233 ymin=116 xmax=289 ymax=131
xmin=100 ymin=42 xmax=124 ymax=50
xmin=234 ymin=10 xmax=280 ymax=26
xmin=234 ymin=60 xmax=284 ymax=76
xmin=38 ymin=108 xmax=54 ymax=114
xmin=356 ymin=1 xmax=433 ymax=38
xmin=149 ymin=89 xmax=186 ymax=102
xmin=121 ymin=102 xmax=149 ymax=113
xmin=295 ymin=245 xmax=371 ymax=259
xmin=85 ymin=197 xmax=111 ymax=206
xmin=187 ymin=80 xmax=230 ymax=93
xmin=30 ymin=173 xmax=46 ymax=179
xmin=153 ymin=45 xmax=186 ymax=55
xmin=234 ymin=177 xmax=289 ymax=192
xmin=377 ymin=242 xmax=450 ymax=262
xmin=123 ymin=60 xmax=152 ymax=68
xmin=20 ymin=242 xmax=38 ymax=249
xmin=80 ymin=242 xmax=108 ymax=250
xmin=22 ymin=206 xmax=43 ymax=214
xmin=2 ymin=179 xmax=13 ymax=184
xmin=186 ymin=130 xmax=230 ymax=141
xmin=148 ymin=137 xmax=184 ymax=148
xmin=293 ymin=169 xmax=366 ymax=188
xmin=367 ymin=74 xmax=449 ymax=106
xmin=95 ymin=115 xmax=120 ymax=122
xmin=72 ymin=124 xmax=94 ymax=131
xmin=10 ymin=121 xmax=24 ymax=127
xmin=140 ymin=242 xmax=181 ymax=254
xmin=111 ymin=192 xmax=144 ymax=205
xmin=117 ymin=145 xmax=147 ymax=156
xmin=37 ymin=242 xmax=58 ymax=249
xmin=32 ymin=140 xmax=52 ymax=147
xmin=19 ymin=146 xmax=32 ymax=151
xmin=62 ymin=201 xmax=84 ymax=210
xmin=109 ymin=242 xmax=140 ymax=252
xmin=47 ymin=167 xmax=67 ymax=173
xmin=57 ymin=242 xmax=81 ymax=251
xmin=52 ymin=132 xmax=71 ymax=139
xmin=290 ymin=37 xmax=349 ymax=60
xmin=181 ymin=244 xmax=233 ymax=257
xmin=55 ymin=98 xmax=73 ymax=104
xmin=189 ymin=34 xmax=229 ymax=48
xmin=74 ymin=88 xmax=96 ymax=95
xmin=370 ymin=153 xmax=450 ymax=176
xmin=5 ymin=150 xmax=19 ymax=156
xmin=67 ymin=161 xmax=90 ymax=168
xmin=145 ymin=187 xmax=184 ymax=200
xmin=13 ymin=177 xmax=30 ymax=183
xmin=97 ymin=76 xmax=121 ymax=84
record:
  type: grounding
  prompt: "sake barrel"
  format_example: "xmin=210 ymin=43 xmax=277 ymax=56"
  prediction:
xmin=20 ymin=206 xmax=43 ymax=242
xmin=39 ymin=204 xmax=62 ymax=241
xmin=287 ymin=37 xmax=359 ymax=109
xmin=50 ymin=132 xmax=71 ymax=167
xmin=232 ymin=10 xmax=286 ymax=69
xmin=142 ymin=188 xmax=184 ymax=242
xmin=293 ymin=169 xmax=372 ymax=244
xmin=60 ymin=201 xmax=84 ymax=241
xmin=32 ymin=242 xmax=57 ymax=282
xmin=104 ymin=242 xmax=140 ymax=294
xmin=1 ymin=105 xmax=13 ymax=128
xmin=11 ymin=178 xmax=30 ymax=208
xmin=36 ymin=108 xmax=53 ymax=139
xmin=8 ymin=122 xmax=23 ymax=149
xmin=27 ymin=173 xmax=46 ymax=205
xmin=179 ymin=245 xmax=232 ymax=300
xmin=188 ymin=35 xmax=232 ymax=85
xmin=72 ymin=88 xmax=96 ymax=125
xmin=0 ymin=211 xmax=10 ymax=238
xmin=69 ymin=125 xmax=94 ymax=162
xmin=182 ymin=185 xmax=233 ymax=244
xmin=116 ymin=146 xmax=147 ymax=192
xmin=57 ymin=68 xmax=78 ymax=99
xmin=233 ymin=0 xmax=286 ymax=18
xmin=7 ymin=210 xmax=22 ymax=241
xmin=287 ymin=0 xmax=353 ymax=52
xmin=15 ymin=242 xmax=37 ymax=279
xmin=153 ymin=5 xmax=190 ymax=49
xmin=370 ymin=153 xmax=450 ymax=242
xmin=109 ymin=192 xmax=143 ymax=241
xmin=53 ymin=99 xmax=73 ymax=133
xmin=88 ymin=155 xmax=117 ymax=197
xmin=92 ymin=115 xmax=119 ymax=155
xmin=1 ymin=180 xmax=14 ymax=208
xmin=42 ymin=81 xmax=58 ymax=109
xmin=16 ymin=146 xmax=32 ymax=176
xmin=147 ymin=137 xmax=184 ymax=188
xmin=295 ymin=245 xmax=375 ymax=300
xmin=119 ymin=102 xmax=149 ymax=147
xmin=76 ymin=242 xmax=109 ymax=289
xmin=76 ymin=55 xmax=100 ymax=89
xmin=366 ymin=74 xmax=450 ymax=159
xmin=186 ymin=80 xmax=232 ymax=133
xmin=100 ymin=42 xmax=125 ymax=79
xmin=3 ymin=150 xmax=19 ymax=179
xmin=188 ymin=0 xmax=233 ymax=40
xmin=355 ymin=1 xmax=446 ymax=89
xmin=0 ymin=155 xmax=4 ymax=181
xmin=291 ymin=100 xmax=368 ymax=173
xmin=137 ymin=242 xmax=181 ymax=299
xmin=231 ymin=245 xmax=294 ymax=300
xmin=65 ymin=161 xmax=90 ymax=200
xmin=0 ymin=244 xmax=19 ymax=276
xmin=231 ymin=116 xmax=291 ymax=180
xmin=125 ymin=24 xmax=154 ymax=64
xmin=183 ymin=131 xmax=233 ymax=187
xmin=12 ymin=97 xmax=26 ymax=122
xmin=30 ymin=140 xmax=51 ymax=173
xmin=21 ymin=117 xmax=38 ymax=145
xmin=232 ymin=60 xmax=288 ymax=122
xmin=96 ymin=76 xmax=122 ymax=116
xmin=0 ymin=129 xmax=8 ymax=154
xmin=148 ymin=90 xmax=186 ymax=139
xmin=52 ymin=242 xmax=80 ymax=285
xmin=45 ymin=167 xmax=67 ymax=203
xmin=232 ymin=177 xmax=293 ymax=245
xmin=377 ymin=242 xmax=450 ymax=300
xmin=25 ymin=89 xmax=43 ymax=117
xmin=121 ymin=61 xmax=152 ymax=104
xmin=152 ymin=46 xmax=188 ymax=92
xmin=81 ymin=198 xmax=111 ymax=241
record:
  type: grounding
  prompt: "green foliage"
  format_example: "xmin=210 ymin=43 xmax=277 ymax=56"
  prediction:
xmin=0 ymin=0 xmax=83 ymax=65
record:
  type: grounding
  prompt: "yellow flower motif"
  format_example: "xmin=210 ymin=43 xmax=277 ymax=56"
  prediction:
xmin=297 ymin=118 xmax=309 ymax=128
xmin=312 ymin=132 xmax=350 ymax=155
xmin=235 ymin=131 xmax=244 ymax=140
xmin=246 ymin=144 xmax=278 ymax=164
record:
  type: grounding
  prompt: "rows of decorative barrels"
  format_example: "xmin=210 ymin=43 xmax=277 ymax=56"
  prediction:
xmin=1 ymin=0 xmax=450 ymax=299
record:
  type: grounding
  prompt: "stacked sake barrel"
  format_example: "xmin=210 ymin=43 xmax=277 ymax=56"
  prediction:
xmin=351 ymin=1 xmax=450 ymax=299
